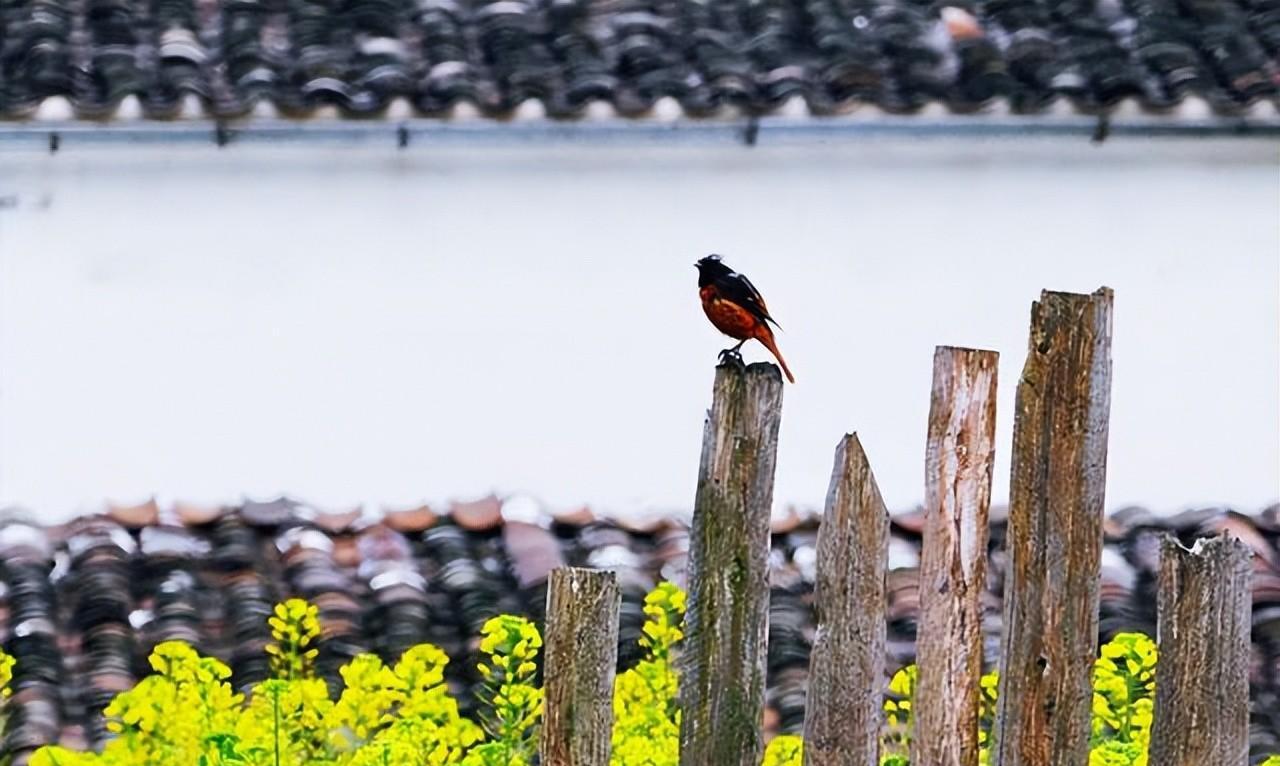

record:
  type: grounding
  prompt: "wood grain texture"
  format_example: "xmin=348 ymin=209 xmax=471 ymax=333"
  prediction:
xmin=540 ymin=567 xmax=622 ymax=766
xmin=914 ymin=347 xmax=999 ymax=766
xmin=1150 ymin=534 xmax=1253 ymax=766
xmin=678 ymin=361 xmax=784 ymax=766
xmin=993 ymin=288 xmax=1113 ymax=766
xmin=802 ymin=433 xmax=890 ymax=766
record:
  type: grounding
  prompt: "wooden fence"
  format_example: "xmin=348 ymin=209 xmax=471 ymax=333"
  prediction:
xmin=534 ymin=286 xmax=1257 ymax=766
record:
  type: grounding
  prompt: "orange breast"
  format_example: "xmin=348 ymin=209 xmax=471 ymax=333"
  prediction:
xmin=700 ymin=286 xmax=760 ymax=340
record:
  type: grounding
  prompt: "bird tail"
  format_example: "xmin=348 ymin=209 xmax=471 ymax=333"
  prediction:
xmin=756 ymin=327 xmax=796 ymax=384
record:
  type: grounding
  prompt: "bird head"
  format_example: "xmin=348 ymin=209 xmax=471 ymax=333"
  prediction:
xmin=694 ymin=254 xmax=733 ymax=286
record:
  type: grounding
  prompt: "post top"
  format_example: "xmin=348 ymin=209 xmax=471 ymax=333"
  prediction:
xmin=714 ymin=359 xmax=785 ymax=380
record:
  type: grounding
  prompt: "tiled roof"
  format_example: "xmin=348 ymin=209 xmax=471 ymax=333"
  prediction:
xmin=1 ymin=0 xmax=1278 ymax=121
xmin=1 ymin=499 xmax=1279 ymax=763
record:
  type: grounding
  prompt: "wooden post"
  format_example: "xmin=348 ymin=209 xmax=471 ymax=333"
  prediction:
xmin=678 ymin=361 xmax=784 ymax=766
xmin=540 ymin=567 xmax=622 ymax=766
xmin=802 ymin=433 xmax=890 ymax=766
xmin=914 ymin=347 xmax=999 ymax=766
xmin=994 ymin=288 xmax=1113 ymax=766
xmin=1149 ymin=534 xmax=1253 ymax=766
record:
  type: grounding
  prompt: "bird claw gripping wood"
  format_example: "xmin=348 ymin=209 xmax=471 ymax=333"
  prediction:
xmin=717 ymin=348 xmax=747 ymax=371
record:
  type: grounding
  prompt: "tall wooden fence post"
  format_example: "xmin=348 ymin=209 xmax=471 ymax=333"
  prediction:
xmin=994 ymin=288 xmax=1113 ymax=766
xmin=678 ymin=361 xmax=784 ymax=766
xmin=1150 ymin=534 xmax=1253 ymax=766
xmin=540 ymin=567 xmax=622 ymax=766
xmin=914 ymin=347 xmax=999 ymax=766
xmin=802 ymin=433 xmax=890 ymax=766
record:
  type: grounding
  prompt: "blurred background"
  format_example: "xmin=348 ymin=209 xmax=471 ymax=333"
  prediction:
xmin=1 ymin=136 xmax=1276 ymax=522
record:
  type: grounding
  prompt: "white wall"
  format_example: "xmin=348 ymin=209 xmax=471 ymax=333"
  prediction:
xmin=1 ymin=137 xmax=1276 ymax=522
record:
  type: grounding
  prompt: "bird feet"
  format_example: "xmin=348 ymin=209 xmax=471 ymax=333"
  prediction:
xmin=717 ymin=348 xmax=746 ymax=371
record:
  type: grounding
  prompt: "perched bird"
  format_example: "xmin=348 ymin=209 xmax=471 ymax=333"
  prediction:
xmin=694 ymin=255 xmax=795 ymax=383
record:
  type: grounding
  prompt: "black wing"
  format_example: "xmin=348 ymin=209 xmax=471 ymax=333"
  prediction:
xmin=715 ymin=270 xmax=782 ymax=329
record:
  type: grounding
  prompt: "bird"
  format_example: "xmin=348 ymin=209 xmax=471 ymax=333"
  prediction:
xmin=694 ymin=255 xmax=795 ymax=383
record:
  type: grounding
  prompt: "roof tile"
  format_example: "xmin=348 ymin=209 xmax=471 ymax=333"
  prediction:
xmin=1 ymin=0 xmax=1276 ymax=121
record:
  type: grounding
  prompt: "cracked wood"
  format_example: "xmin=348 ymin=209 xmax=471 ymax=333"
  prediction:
xmin=994 ymin=288 xmax=1113 ymax=766
xmin=1150 ymin=534 xmax=1252 ymax=766
xmin=540 ymin=567 xmax=622 ymax=766
xmin=914 ymin=346 xmax=999 ymax=766
xmin=802 ymin=433 xmax=890 ymax=766
xmin=678 ymin=361 xmax=784 ymax=766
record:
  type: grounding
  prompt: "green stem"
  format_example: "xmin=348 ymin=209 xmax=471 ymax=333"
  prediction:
xmin=1121 ymin=671 xmax=1136 ymax=742
xmin=273 ymin=685 xmax=282 ymax=766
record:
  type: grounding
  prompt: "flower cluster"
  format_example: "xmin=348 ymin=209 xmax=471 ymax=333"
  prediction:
xmin=882 ymin=662 xmax=917 ymax=761
xmin=638 ymin=582 xmax=685 ymax=662
xmin=763 ymin=735 xmax=803 ymax=765
xmin=15 ymin=586 xmax=1277 ymax=766
xmin=31 ymin=641 xmax=243 ymax=766
xmin=0 ymin=645 xmax=16 ymax=743
xmin=464 ymin=615 xmax=544 ymax=766
xmin=873 ymin=632 xmax=1160 ymax=766
xmin=266 ymin=599 xmax=322 ymax=681
xmin=1089 ymin=632 xmax=1157 ymax=766
xmin=610 ymin=582 xmax=686 ymax=766
xmin=0 ymin=647 xmax=14 ymax=699
xmin=880 ymin=663 xmax=999 ymax=766
xmin=26 ymin=602 xmax=490 ymax=766
xmin=977 ymin=669 xmax=999 ymax=765
xmin=324 ymin=646 xmax=483 ymax=766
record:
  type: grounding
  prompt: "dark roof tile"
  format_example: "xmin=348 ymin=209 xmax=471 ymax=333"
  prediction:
xmin=1 ymin=0 xmax=1276 ymax=121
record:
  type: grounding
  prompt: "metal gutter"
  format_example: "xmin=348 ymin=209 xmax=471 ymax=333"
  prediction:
xmin=0 ymin=113 xmax=1278 ymax=150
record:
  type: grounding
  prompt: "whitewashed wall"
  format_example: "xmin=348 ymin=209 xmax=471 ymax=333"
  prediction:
xmin=0 ymin=137 xmax=1276 ymax=522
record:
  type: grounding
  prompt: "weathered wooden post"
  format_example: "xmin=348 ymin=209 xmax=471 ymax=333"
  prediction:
xmin=1149 ymin=534 xmax=1253 ymax=766
xmin=678 ymin=361 xmax=784 ymax=766
xmin=540 ymin=567 xmax=622 ymax=766
xmin=994 ymin=288 xmax=1113 ymax=766
xmin=914 ymin=347 xmax=999 ymax=766
xmin=802 ymin=433 xmax=890 ymax=766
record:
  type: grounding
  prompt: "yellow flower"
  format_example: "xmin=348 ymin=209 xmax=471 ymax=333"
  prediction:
xmin=638 ymin=583 xmax=686 ymax=664
xmin=267 ymin=598 xmax=322 ymax=680
xmin=611 ymin=581 xmax=686 ymax=766
xmin=328 ymin=654 xmax=406 ymax=745
xmin=474 ymin=615 xmax=544 ymax=763
xmin=29 ymin=746 xmax=99 ymax=766
xmin=395 ymin=644 xmax=449 ymax=691
xmin=763 ymin=735 xmax=803 ymax=766
xmin=0 ymin=646 xmax=16 ymax=699
xmin=27 ymin=597 xmax=497 ymax=766
xmin=1084 ymin=633 xmax=1158 ymax=766
xmin=882 ymin=664 xmax=918 ymax=758
xmin=19 ymin=585 xmax=1188 ymax=766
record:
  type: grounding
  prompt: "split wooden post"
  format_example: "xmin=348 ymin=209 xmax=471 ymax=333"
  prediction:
xmin=540 ymin=567 xmax=622 ymax=766
xmin=802 ymin=433 xmax=890 ymax=766
xmin=993 ymin=288 xmax=1114 ymax=766
xmin=913 ymin=347 xmax=999 ymax=766
xmin=678 ymin=361 xmax=784 ymax=766
xmin=1149 ymin=534 xmax=1253 ymax=766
